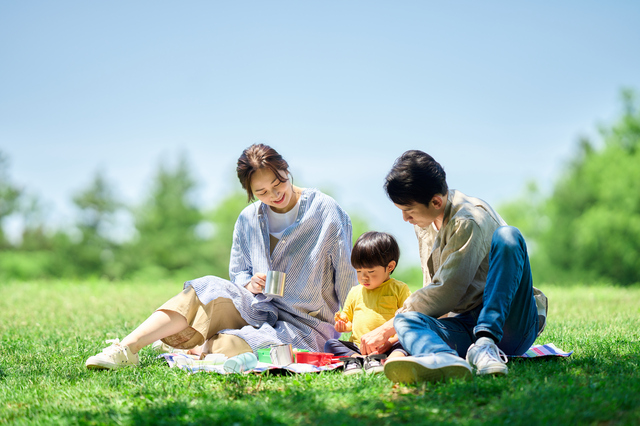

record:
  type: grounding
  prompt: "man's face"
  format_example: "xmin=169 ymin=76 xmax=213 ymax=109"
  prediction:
xmin=394 ymin=201 xmax=439 ymax=228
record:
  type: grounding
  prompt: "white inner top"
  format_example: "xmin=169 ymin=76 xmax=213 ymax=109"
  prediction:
xmin=265 ymin=197 xmax=301 ymax=239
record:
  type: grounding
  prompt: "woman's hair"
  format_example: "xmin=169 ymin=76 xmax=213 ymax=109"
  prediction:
xmin=384 ymin=150 xmax=448 ymax=207
xmin=351 ymin=231 xmax=400 ymax=273
xmin=236 ymin=144 xmax=290 ymax=202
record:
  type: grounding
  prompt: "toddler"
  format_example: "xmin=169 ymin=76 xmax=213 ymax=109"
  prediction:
xmin=324 ymin=231 xmax=411 ymax=375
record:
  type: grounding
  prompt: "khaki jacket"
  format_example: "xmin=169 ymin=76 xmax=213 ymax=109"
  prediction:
xmin=400 ymin=190 xmax=548 ymax=334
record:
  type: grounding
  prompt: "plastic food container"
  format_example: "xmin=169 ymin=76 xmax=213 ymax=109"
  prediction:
xmin=257 ymin=348 xmax=271 ymax=363
xmin=294 ymin=351 xmax=339 ymax=366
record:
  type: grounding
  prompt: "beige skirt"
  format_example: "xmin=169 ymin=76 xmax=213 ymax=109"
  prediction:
xmin=157 ymin=286 xmax=252 ymax=357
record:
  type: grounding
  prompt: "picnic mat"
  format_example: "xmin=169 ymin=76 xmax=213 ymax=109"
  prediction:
xmin=159 ymin=353 xmax=342 ymax=375
xmin=160 ymin=343 xmax=572 ymax=375
xmin=514 ymin=343 xmax=573 ymax=358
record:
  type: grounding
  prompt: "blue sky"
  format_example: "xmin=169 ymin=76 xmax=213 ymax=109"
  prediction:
xmin=1 ymin=1 xmax=639 ymax=265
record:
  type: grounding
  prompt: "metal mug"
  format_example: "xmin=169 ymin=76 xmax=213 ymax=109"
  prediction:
xmin=264 ymin=271 xmax=286 ymax=297
xmin=269 ymin=344 xmax=294 ymax=366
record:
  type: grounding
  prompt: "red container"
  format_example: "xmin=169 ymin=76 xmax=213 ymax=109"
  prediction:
xmin=294 ymin=351 xmax=339 ymax=366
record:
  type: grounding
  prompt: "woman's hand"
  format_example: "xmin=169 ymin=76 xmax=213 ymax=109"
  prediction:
xmin=359 ymin=319 xmax=396 ymax=355
xmin=245 ymin=273 xmax=267 ymax=294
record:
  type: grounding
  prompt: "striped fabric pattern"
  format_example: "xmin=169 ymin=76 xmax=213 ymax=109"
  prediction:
xmin=515 ymin=343 xmax=573 ymax=358
xmin=184 ymin=188 xmax=357 ymax=353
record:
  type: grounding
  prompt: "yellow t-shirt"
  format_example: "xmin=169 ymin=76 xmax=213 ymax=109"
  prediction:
xmin=343 ymin=277 xmax=411 ymax=346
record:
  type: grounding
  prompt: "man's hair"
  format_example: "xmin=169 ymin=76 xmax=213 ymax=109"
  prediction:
xmin=351 ymin=231 xmax=400 ymax=274
xmin=384 ymin=150 xmax=448 ymax=207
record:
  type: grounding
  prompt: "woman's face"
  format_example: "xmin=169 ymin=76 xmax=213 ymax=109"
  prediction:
xmin=250 ymin=167 xmax=296 ymax=213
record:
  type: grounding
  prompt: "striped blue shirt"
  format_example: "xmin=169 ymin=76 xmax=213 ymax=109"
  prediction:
xmin=184 ymin=188 xmax=357 ymax=352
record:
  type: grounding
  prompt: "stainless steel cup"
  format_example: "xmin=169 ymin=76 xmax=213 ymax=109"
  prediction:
xmin=270 ymin=344 xmax=294 ymax=366
xmin=264 ymin=271 xmax=286 ymax=297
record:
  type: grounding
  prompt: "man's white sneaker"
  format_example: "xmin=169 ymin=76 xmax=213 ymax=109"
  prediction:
xmin=466 ymin=337 xmax=509 ymax=376
xmin=151 ymin=340 xmax=190 ymax=355
xmin=85 ymin=339 xmax=139 ymax=370
xmin=383 ymin=352 xmax=473 ymax=384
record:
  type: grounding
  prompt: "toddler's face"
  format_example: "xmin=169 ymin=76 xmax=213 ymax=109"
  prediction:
xmin=356 ymin=265 xmax=391 ymax=290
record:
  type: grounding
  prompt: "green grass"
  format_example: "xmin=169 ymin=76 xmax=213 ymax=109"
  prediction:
xmin=1 ymin=280 xmax=639 ymax=425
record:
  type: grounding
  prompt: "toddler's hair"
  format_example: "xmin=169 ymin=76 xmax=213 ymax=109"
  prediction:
xmin=351 ymin=231 xmax=400 ymax=273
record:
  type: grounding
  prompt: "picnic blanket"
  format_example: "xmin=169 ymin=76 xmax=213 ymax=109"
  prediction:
xmin=159 ymin=353 xmax=342 ymax=375
xmin=514 ymin=343 xmax=573 ymax=358
xmin=160 ymin=343 xmax=572 ymax=375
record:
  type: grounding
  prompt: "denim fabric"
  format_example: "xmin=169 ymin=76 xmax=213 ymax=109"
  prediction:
xmin=324 ymin=338 xmax=407 ymax=357
xmin=324 ymin=339 xmax=360 ymax=356
xmin=395 ymin=226 xmax=539 ymax=358
xmin=474 ymin=226 xmax=539 ymax=354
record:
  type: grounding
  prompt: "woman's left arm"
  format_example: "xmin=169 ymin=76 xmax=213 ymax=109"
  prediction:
xmin=331 ymin=215 xmax=358 ymax=307
xmin=229 ymin=215 xmax=254 ymax=288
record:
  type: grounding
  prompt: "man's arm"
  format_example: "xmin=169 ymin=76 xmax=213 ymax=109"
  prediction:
xmin=401 ymin=218 xmax=488 ymax=317
xmin=359 ymin=318 xmax=396 ymax=355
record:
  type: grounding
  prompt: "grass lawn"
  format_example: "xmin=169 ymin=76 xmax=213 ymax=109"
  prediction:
xmin=1 ymin=279 xmax=639 ymax=425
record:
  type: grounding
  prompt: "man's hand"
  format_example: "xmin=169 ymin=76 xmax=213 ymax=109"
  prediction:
xmin=245 ymin=273 xmax=267 ymax=294
xmin=359 ymin=319 xmax=395 ymax=355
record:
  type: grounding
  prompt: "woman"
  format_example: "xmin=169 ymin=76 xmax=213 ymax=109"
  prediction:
xmin=86 ymin=144 xmax=356 ymax=369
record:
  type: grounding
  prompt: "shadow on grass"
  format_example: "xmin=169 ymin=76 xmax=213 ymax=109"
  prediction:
xmin=56 ymin=351 xmax=640 ymax=426
xmin=128 ymin=401 xmax=290 ymax=426
xmin=62 ymin=390 xmax=387 ymax=426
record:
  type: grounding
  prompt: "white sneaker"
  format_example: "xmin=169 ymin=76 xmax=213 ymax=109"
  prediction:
xmin=151 ymin=340 xmax=190 ymax=355
xmin=466 ymin=337 xmax=509 ymax=376
xmin=86 ymin=339 xmax=139 ymax=370
xmin=384 ymin=352 xmax=473 ymax=384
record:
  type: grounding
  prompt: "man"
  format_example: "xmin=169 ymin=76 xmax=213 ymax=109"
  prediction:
xmin=371 ymin=150 xmax=547 ymax=384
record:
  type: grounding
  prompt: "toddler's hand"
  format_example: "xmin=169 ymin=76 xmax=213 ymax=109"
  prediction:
xmin=334 ymin=311 xmax=349 ymax=322
xmin=334 ymin=319 xmax=352 ymax=333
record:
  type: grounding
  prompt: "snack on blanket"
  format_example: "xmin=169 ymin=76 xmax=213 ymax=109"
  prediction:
xmin=334 ymin=311 xmax=349 ymax=323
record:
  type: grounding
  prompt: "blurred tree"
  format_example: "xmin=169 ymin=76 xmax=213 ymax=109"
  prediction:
xmin=0 ymin=153 xmax=57 ymax=280
xmin=8 ymin=195 xmax=57 ymax=280
xmin=63 ymin=171 xmax=123 ymax=278
xmin=17 ymin=195 xmax=52 ymax=251
xmin=197 ymin=191 xmax=249 ymax=279
xmin=130 ymin=154 xmax=205 ymax=278
xmin=350 ymin=213 xmax=371 ymax=246
xmin=0 ymin=151 xmax=22 ymax=247
xmin=501 ymin=89 xmax=640 ymax=285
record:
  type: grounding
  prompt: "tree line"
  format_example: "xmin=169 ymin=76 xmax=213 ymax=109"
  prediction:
xmin=0 ymin=154 xmax=249 ymax=281
xmin=0 ymin=153 xmax=377 ymax=283
xmin=1 ymin=90 xmax=639 ymax=285
xmin=500 ymin=89 xmax=640 ymax=286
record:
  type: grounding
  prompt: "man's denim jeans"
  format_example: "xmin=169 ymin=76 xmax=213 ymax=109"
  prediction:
xmin=394 ymin=226 xmax=539 ymax=358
